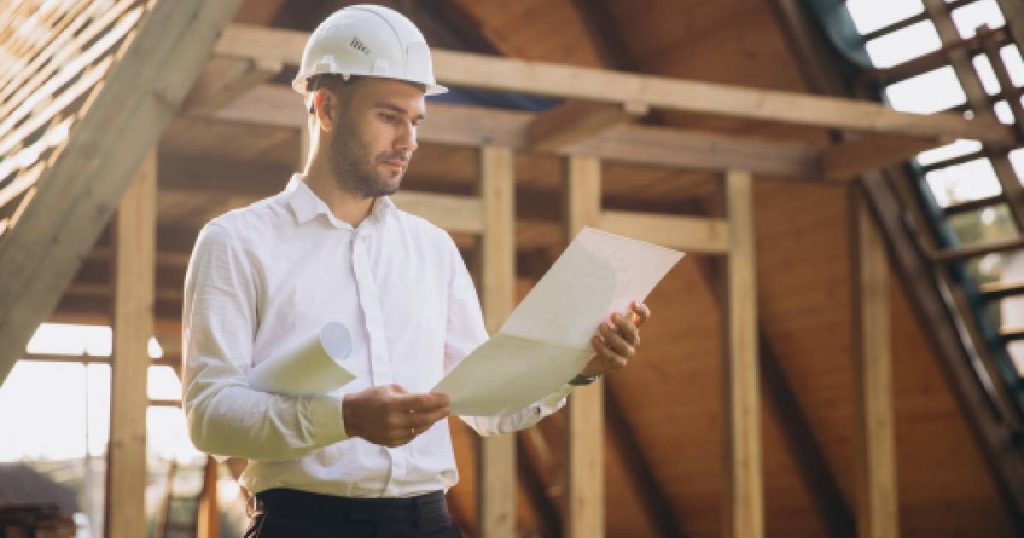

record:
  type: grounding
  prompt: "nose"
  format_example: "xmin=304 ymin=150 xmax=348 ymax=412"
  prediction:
xmin=395 ymin=121 xmax=417 ymax=154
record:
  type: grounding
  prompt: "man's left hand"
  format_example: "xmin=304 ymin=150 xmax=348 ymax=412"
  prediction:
xmin=579 ymin=301 xmax=651 ymax=378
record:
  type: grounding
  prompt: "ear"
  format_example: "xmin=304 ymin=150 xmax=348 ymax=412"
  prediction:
xmin=314 ymin=89 xmax=335 ymax=132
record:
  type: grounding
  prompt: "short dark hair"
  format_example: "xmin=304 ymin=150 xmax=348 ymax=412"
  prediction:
xmin=306 ymin=74 xmax=362 ymax=115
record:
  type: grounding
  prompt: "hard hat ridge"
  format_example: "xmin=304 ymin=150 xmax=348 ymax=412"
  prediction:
xmin=292 ymin=4 xmax=447 ymax=96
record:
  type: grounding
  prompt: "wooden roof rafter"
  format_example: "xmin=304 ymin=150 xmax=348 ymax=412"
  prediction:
xmin=0 ymin=0 xmax=247 ymax=383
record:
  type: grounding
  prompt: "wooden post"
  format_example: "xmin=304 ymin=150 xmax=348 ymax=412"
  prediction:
xmin=565 ymin=155 xmax=604 ymax=538
xmin=723 ymin=169 xmax=763 ymax=538
xmin=851 ymin=191 xmax=899 ymax=538
xmin=197 ymin=455 xmax=220 ymax=538
xmin=478 ymin=145 xmax=517 ymax=538
xmin=105 ymin=150 xmax=156 ymax=538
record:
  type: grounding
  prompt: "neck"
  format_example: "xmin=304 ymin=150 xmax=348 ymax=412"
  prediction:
xmin=303 ymin=151 xmax=375 ymax=227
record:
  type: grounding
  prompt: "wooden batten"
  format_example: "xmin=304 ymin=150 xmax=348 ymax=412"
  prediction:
xmin=851 ymin=191 xmax=900 ymax=538
xmin=565 ymin=154 xmax=604 ymax=538
xmin=105 ymin=151 xmax=156 ymax=538
xmin=723 ymin=169 xmax=763 ymax=538
xmin=478 ymin=145 xmax=517 ymax=538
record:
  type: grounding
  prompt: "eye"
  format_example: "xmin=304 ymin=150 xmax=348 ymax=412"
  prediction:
xmin=378 ymin=112 xmax=400 ymax=124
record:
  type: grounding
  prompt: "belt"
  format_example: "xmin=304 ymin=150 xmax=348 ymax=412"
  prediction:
xmin=252 ymin=488 xmax=448 ymax=525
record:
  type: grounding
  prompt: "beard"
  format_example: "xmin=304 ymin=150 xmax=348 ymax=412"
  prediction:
xmin=327 ymin=111 xmax=405 ymax=198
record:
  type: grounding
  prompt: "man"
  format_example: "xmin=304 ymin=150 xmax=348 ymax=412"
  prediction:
xmin=182 ymin=5 xmax=649 ymax=537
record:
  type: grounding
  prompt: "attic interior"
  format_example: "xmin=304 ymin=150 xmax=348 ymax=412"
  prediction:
xmin=2 ymin=0 xmax=1024 ymax=536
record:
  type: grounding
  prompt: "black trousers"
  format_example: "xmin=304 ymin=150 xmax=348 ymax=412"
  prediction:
xmin=245 ymin=488 xmax=461 ymax=538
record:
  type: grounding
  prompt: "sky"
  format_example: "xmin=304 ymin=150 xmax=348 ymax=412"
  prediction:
xmin=1 ymin=0 xmax=1022 ymax=462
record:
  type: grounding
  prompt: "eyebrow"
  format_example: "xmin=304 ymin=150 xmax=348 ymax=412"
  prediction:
xmin=374 ymin=102 xmax=426 ymax=122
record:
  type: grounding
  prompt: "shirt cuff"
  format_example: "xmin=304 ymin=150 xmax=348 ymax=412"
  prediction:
xmin=307 ymin=394 xmax=348 ymax=445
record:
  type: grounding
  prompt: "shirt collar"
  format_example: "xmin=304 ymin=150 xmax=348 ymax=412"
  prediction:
xmin=284 ymin=174 xmax=396 ymax=230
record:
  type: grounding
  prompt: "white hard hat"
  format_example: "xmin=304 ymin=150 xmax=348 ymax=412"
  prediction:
xmin=292 ymin=4 xmax=447 ymax=96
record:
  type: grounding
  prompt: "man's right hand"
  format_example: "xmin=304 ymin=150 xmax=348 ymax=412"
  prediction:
xmin=342 ymin=385 xmax=451 ymax=448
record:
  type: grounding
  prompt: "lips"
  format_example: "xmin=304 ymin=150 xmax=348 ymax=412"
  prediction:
xmin=380 ymin=159 xmax=406 ymax=171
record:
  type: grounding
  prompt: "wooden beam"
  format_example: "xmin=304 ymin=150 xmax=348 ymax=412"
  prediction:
xmin=213 ymin=25 xmax=1009 ymax=144
xmin=182 ymin=55 xmax=281 ymax=115
xmin=478 ymin=146 xmax=517 ymax=538
xmin=598 ymin=211 xmax=729 ymax=253
xmin=105 ymin=151 xmax=155 ymax=538
xmin=565 ymin=154 xmax=604 ymax=538
xmin=211 ymin=86 xmax=819 ymax=179
xmin=528 ymin=100 xmax=647 ymax=151
xmin=723 ymin=169 xmax=763 ymax=538
xmin=851 ymin=192 xmax=900 ymax=538
xmin=822 ymin=134 xmax=943 ymax=181
xmin=392 ymin=192 xmax=484 ymax=234
xmin=0 ymin=0 xmax=246 ymax=386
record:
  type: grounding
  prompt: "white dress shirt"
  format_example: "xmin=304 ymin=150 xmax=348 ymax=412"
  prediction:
xmin=182 ymin=174 xmax=571 ymax=498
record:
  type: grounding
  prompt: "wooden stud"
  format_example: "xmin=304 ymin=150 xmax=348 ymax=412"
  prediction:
xmin=851 ymin=192 xmax=900 ymax=538
xmin=197 ymin=455 xmax=221 ymax=538
xmin=478 ymin=145 xmax=517 ymax=538
xmin=565 ymin=154 xmax=604 ymax=538
xmin=723 ymin=169 xmax=763 ymax=538
xmin=105 ymin=150 xmax=156 ymax=538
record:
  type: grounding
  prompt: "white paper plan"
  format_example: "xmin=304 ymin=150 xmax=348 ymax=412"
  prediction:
xmin=435 ymin=226 xmax=684 ymax=416
xmin=248 ymin=322 xmax=356 ymax=397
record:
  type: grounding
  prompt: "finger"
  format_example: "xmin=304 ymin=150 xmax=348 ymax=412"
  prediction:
xmin=594 ymin=338 xmax=628 ymax=369
xmin=400 ymin=392 xmax=450 ymax=413
xmin=600 ymin=321 xmax=634 ymax=357
xmin=408 ymin=407 xmax=450 ymax=429
xmin=611 ymin=312 xmax=639 ymax=346
xmin=631 ymin=302 xmax=651 ymax=327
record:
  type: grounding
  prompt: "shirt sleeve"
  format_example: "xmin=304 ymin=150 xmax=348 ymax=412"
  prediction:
xmin=182 ymin=221 xmax=348 ymax=461
xmin=440 ymin=235 xmax=572 ymax=436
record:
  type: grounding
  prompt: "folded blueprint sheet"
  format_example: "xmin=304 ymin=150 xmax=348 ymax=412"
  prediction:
xmin=435 ymin=226 xmax=684 ymax=415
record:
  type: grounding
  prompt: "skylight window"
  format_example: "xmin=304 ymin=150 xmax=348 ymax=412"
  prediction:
xmin=865 ymin=21 xmax=943 ymax=68
xmin=885 ymin=66 xmax=966 ymax=113
xmin=847 ymin=0 xmax=924 ymax=35
xmin=925 ymin=157 xmax=1002 ymax=207
xmin=950 ymin=0 xmax=1006 ymax=38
